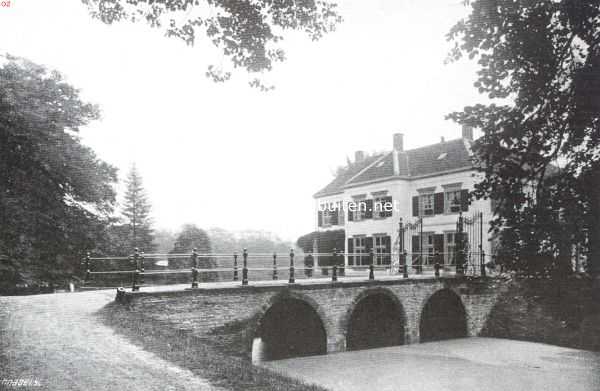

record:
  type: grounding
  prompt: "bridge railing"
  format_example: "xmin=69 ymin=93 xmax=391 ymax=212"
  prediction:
xmin=81 ymin=248 xmax=492 ymax=291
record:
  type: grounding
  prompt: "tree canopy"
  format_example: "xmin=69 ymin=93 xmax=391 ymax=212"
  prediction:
xmin=82 ymin=0 xmax=342 ymax=88
xmin=0 ymin=55 xmax=118 ymax=286
xmin=446 ymin=1 xmax=600 ymax=276
xmin=122 ymin=165 xmax=156 ymax=252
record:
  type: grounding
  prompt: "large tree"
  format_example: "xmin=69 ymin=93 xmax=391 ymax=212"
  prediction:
xmin=0 ymin=55 xmax=118 ymax=286
xmin=81 ymin=0 xmax=342 ymax=88
xmin=446 ymin=1 xmax=600 ymax=277
xmin=121 ymin=165 xmax=156 ymax=252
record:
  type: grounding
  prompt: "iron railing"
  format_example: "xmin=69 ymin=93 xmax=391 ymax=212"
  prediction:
xmin=81 ymin=247 xmax=492 ymax=291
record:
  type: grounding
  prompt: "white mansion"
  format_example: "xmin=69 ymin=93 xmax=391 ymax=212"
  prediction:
xmin=313 ymin=127 xmax=495 ymax=269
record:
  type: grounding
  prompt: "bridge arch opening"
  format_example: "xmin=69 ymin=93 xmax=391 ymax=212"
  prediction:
xmin=346 ymin=291 xmax=405 ymax=351
xmin=419 ymin=289 xmax=467 ymax=342
xmin=255 ymin=297 xmax=327 ymax=361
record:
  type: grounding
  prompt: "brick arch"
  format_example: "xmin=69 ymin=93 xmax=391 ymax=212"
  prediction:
xmin=250 ymin=290 xmax=330 ymax=360
xmin=418 ymin=287 xmax=468 ymax=342
xmin=341 ymin=287 xmax=408 ymax=350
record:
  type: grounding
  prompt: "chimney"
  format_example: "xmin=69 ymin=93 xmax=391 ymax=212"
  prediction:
xmin=393 ymin=133 xmax=404 ymax=151
xmin=462 ymin=125 xmax=473 ymax=141
xmin=355 ymin=150 xmax=365 ymax=163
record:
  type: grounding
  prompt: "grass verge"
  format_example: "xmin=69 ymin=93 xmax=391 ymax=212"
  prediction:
xmin=96 ymin=302 xmax=328 ymax=391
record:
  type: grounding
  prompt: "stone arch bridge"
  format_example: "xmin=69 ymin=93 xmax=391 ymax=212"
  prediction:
xmin=118 ymin=277 xmax=505 ymax=361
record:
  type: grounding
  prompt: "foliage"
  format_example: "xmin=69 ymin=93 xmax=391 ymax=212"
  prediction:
xmin=81 ymin=0 xmax=342 ymax=87
xmin=121 ymin=165 xmax=156 ymax=253
xmin=446 ymin=1 xmax=600 ymax=276
xmin=0 ymin=55 xmax=118 ymax=286
xmin=171 ymin=224 xmax=211 ymax=253
xmin=208 ymin=227 xmax=293 ymax=254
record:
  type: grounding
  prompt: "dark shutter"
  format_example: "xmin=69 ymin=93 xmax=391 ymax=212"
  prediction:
xmin=434 ymin=192 xmax=445 ymax=214
xmin=347 ymin=208 xmax=354 ymax=222
xmin=412 ymin=235 xmax=421 ymax=264
xmin=365 ymin=237 xmax=373 ymax=265
xmin=331 ymin=208 xmax=338 ymax=225
xmin=461 ymin=189 xmax=470 ymax=211
xmin=382 ymin=196 xmax=393 ymax=218
xmin=412 ymin=235 xmax=420 ymax=252
xmin=318 ymin=211 xmax=323 ymax=227
xmin=412 ymin=196 xmax=419 ymax=217
xmin=383 ymin=235 xmax=391 ymax=265
xmin=434 ymin=234 xmax=444 ymax=257
xmin=347 ymin=238 xmax=354 ymax=266
xmin=364 ymin=199 xmax=374 ymax=219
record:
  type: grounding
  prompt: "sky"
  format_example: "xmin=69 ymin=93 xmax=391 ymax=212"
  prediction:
xmin=0 ymin=0 xmax=483 ymax=241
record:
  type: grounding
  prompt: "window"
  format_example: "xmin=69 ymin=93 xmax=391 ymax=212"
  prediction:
xmin=353 ymin=236 xmax=368 ymax=266
xmin=374 ymin=195 xmax=393 ymax=219
xmin=412 ymin=233 xmax=435 ymax=265
xmin=419 ymin=193 xmax=434 ymax=216
xmin=348 ymin=198 xmax=373 ymax=221
xmin=318 ymin=202 xmax=339 ymax=227
xmin=445 ymin=190 xmax=462 ymax=213
xmin=374 ymin=235 xmax=391 ymax=265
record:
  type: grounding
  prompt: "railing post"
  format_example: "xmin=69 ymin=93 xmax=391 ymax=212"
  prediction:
xmin=402 ymin=251 xmax=409 ymax=278
xmin=272 ymin=252 xmax=278 ymax=280
xmin=191 ymin=248 xmax=199 ymax=288
xmin=131 ymin=248 xmax=140 ymax=291
xmin=82 ymin=251 xmax=91 ymax=283
xmin=288 ymin=248 xmax=295 ymax=284
xmin=456 ymin=212 xmax=465 ymax=276
xmin=139 ymin=250 xmax=145 ymax=287
xmin=233 ymin=252 xmax=238 ymax=281
xmin=369 ymin=249 xmax=375 ymax=280
xmin=434 ymin=251 xmax=441 ymax=278
xmin=332 ymin=249 xmax=338 ymax=282
xmin=481 ymin=249 xmax=487 ymax=278
xmin=242 ymin=248 xmax=248 ymax=285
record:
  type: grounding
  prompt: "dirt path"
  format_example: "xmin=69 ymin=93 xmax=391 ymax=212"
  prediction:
xmin=0 ymin=290 xmax=220 ymax=391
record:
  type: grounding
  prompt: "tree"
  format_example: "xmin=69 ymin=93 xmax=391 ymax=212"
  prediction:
xmin=122 ymin=165 xmax=156 ymax=252
xmin=0 ymin=55 xmax=118 ymax=287
xmin=446 ymin=1 xmax=600 ymax=277
xmin=171 ymin=224 xmax=212 ymax=254
xmin=170 ymin=224 xmax=214 ymax=279
xmin=81 ymin=0 xmax=342 ymax=88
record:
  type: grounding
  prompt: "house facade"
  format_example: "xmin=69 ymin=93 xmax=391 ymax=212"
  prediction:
xmin=313 ymin=127 xmax=495 ymax=270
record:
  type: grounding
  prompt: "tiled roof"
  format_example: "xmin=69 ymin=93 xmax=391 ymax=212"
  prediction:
xmin=313 ymin=153 xmax=385 ymax=198
xmin=314 ymin=138 xmax=473 ymax=198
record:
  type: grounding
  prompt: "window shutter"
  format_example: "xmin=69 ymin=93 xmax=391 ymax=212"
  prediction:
xmin=412 ymin=235 xmax=420 ymax=252
xmin=383 ymin=196 xmax=393 ymax=217
xmin=461 ymin=189 xmax=470 ymax=211
xmin=364 ymin=199 xmax=374 ymax=219
xmin=331 ymin=208 xmax=338 ymax=225
xmin=318 ymin=211 xmax=323 ymax=227
xmin=412 ymin=235 xmax=421 ymax=265
xmin=384 ymin=235 xmax=391 ymax=265
xmin=347 ymin=238 xmax=354 ymax=266
xmin=412 ymin=196 xmax=419 ymax=217
xmin=347 ymin=207 xmax=354 ymax=222
xmin=365 ymin=237 xmax=373 ymax=265
xmin=434 ymin=192 xmax=445 ymax=214
xmin=434 ymin=234 xmax=444 ymax=256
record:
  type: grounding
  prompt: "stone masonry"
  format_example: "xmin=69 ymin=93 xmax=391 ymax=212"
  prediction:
xmin=118 ymin=277 xmax=506 ymax=354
